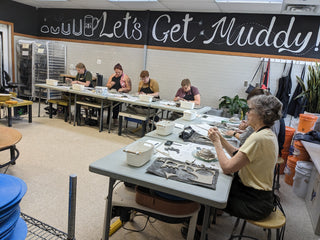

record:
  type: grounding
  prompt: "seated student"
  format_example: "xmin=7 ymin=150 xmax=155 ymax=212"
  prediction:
xmin=225 ymin=88 xmax=285 ymax=154
xmin=174 ymin=78 xmax=200 ymax=105
xmin=106 ymin=63 xmax=131 ymax=93
xmin=106 ymin=63 xmax=131 ymax=125
xmin=138 ymin=70 xmax=159 ymax=98
xmin=66 ymin=63 xmax=92 ymax=87
xmin=182 ymin=95 xmax=283 ymax=240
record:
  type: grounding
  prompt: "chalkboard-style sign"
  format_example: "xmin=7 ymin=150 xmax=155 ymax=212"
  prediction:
xmin=38 ymin=9 xmax=320 ymax=59
xmin=148 ymin=12 xmax=320 ymax=59
xmin=38 ymin=9 xmax=147 ymax=45
xmin=0 ymin=0 xmax=38 ymax=36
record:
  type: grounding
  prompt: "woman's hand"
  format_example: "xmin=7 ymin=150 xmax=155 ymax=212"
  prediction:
xmin=239 ymin=120 xmax=248 ymax=130
xmin=225 ymin=130 xmax=235 ymax=137
xmin=208 ymin=127 xmax=221 ymax=144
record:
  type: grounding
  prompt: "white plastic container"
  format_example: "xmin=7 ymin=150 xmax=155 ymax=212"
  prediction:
xmin=46 ymin=79 xmax=59 ymax=86
xmin=183 ymin=110 xmax=196 ymax=121
xmin=95 ymin=86 xmax=108 ymax=95
xmin=180 ymin=101 xmax=195 ymax=109
xmin=293 ymin=161 xmax=314 ymax=198
xmin=156 ymin=121 xmax=174 ymax=136
xmin=123 ymin=142 xmax=154 ymax=167
xmin=139 ymin=95 xmax=153 ymax=102
xmin=72 ymin=84 xmax=85 ymax=91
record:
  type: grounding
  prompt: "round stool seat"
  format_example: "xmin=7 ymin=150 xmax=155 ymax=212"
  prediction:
xmin=0 ymin=127 xmax=22 ymax=150
xmin=277 ymin=157 xmax=284 ymax=165
xmin=248 ymin=209 xmax=286 ymax=229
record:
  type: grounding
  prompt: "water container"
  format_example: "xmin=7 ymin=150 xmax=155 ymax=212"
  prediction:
xmin=293 ymin=161 xmax=314 ymax=198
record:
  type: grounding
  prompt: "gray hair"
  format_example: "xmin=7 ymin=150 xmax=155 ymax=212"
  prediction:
xmin=249 ymin=95 xmax=282 ymax=127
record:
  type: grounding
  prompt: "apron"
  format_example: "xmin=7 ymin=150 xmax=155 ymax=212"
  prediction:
xmin=140 ymin=80 xmax=160 ymax=98
xmin=111 ymin=75 xmax=121 ymax=91
xmin=76 ymin=70 xmax=92 ymax=87
xmin=276 ymin=62 xmax=293 ymax=117
xmin=183 ymin=87 xmax=195 ymax=101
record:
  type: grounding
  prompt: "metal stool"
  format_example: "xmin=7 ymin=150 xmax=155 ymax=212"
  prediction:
xmin=229 ymin=209 xmax=286 ymax=240
xmin=273 ymin=157 xmax=285 ymax=191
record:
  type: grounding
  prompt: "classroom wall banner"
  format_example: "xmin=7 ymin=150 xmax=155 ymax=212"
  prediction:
xmin=38 ymin=9 xmax=320 ymax=59
xmin=38 ymin=9 xmax=148 ymax=45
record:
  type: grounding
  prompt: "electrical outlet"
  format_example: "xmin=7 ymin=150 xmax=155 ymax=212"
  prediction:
xmin=244 ymin=81 xmax=248 ymax=87
xmin=97 ymin=59 xmax=102 ymax=64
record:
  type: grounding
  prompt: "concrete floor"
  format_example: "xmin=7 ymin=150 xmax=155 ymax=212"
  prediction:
xmin=0 ymin=102 xmax=319 ymax=240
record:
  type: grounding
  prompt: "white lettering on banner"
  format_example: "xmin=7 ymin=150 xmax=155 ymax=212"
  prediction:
xmin=61 ymin=23 xmax=71 ymax=35
xmin=40 ymin=11 xmax=143 ymax=40
xmin=152 ymin=14 xmax=196 ymax=43
xmin=203 ymin=16 xmax=313 ymax=54
xmin=39 ymin=11 xmax=320 ymax=56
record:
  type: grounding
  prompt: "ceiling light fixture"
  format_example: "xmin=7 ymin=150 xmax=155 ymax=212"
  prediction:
xmin=286 ymin=5 xmax=316 ymax=12
xmin=215 ymin=0 xmax=282 ymax=3
xmin=36 ymin=0 xmax=69 ymax=2
xmin=109 ymin=0 xmax=158 ymax=2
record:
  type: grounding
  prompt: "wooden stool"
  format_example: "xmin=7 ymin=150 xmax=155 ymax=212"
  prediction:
xmin=48 ymin=99 xmax=69 ymax=122
xmin=229 ymin=209 xmax=286 ymax=240
xmin=118 ymin=111 xmax=149 ymax=137
xmin=75 ymin=100 xmax=110 ymax=132
xmin=0 ymin=127 xmax=22 ymax=168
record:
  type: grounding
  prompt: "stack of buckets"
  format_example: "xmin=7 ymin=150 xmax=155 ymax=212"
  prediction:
xmin=280 ymin=126 xmax=296 ymax=174
xmin=0 ymin=174 xmax=28 ymax=240
xmin=284 ymin=113 xmax=318 ymax=186
xmin=293 ymin=161 xmax=314 ymax=198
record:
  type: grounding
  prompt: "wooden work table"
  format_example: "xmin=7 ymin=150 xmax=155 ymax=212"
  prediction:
xmin=0 ymin=99 xmax=33 ymax=127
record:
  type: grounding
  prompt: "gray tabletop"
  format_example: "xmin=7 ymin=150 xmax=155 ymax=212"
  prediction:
xmin=146 ymin=114 xmax=231 ymax=142
xmin=89 ymin=136 xmax=232 ymax=209
xmin=35 ymin=83 xmax=71 ymax=92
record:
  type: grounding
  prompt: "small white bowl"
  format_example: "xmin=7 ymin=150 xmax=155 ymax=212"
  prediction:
xmin=180 ymin=101 xmax=195 ymax=109
xmin=183 ymin=110 xmax=196 ymax=121
xmin=156 ymin=121 xmax=175 ymax=136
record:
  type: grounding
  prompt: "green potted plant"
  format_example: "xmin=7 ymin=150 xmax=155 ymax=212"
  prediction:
xmin=219 ymin=95 xmax=248 ymax=119
xmin=296 ymin=63 xmax=320 ymax=113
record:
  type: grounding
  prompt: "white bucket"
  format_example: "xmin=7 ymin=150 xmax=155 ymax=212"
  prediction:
xmin=293 ymin=161 xmax=314 ymax=198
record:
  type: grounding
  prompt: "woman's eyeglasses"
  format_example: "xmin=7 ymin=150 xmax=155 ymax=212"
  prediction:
xmin=247 ymin=108 xmax=255 ymax=113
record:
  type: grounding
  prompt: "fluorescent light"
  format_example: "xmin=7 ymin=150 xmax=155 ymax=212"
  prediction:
xmin=36 ymin=0 xmax=69 ymax=1
xmin=215 ymin=0 xmax=282 ymax=3
xmin=286 ymin=5 xmax=316 ymax=12
xmin=109 ymin=0 xmax=158 ymax=2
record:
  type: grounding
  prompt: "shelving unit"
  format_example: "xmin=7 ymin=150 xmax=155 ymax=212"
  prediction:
xmin=21 ymin=213 xmax=69 ymax=240
xmin=16 ymin=40 xmax=66 ymax=100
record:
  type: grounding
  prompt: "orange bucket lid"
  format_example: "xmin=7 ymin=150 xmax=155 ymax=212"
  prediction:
xmin=294 ymin=140 xmax=304 ymax=147
xmin=287 ymin=155 xmax=299 ymax=164
xmin=285 ymin=126 xmax=296 ymax=134
xmin=299 ymin=113 xmax=318 ymax=120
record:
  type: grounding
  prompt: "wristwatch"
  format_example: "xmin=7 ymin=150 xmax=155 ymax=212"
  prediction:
xmin=233 ymin=131 xmax=237 ymax=137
